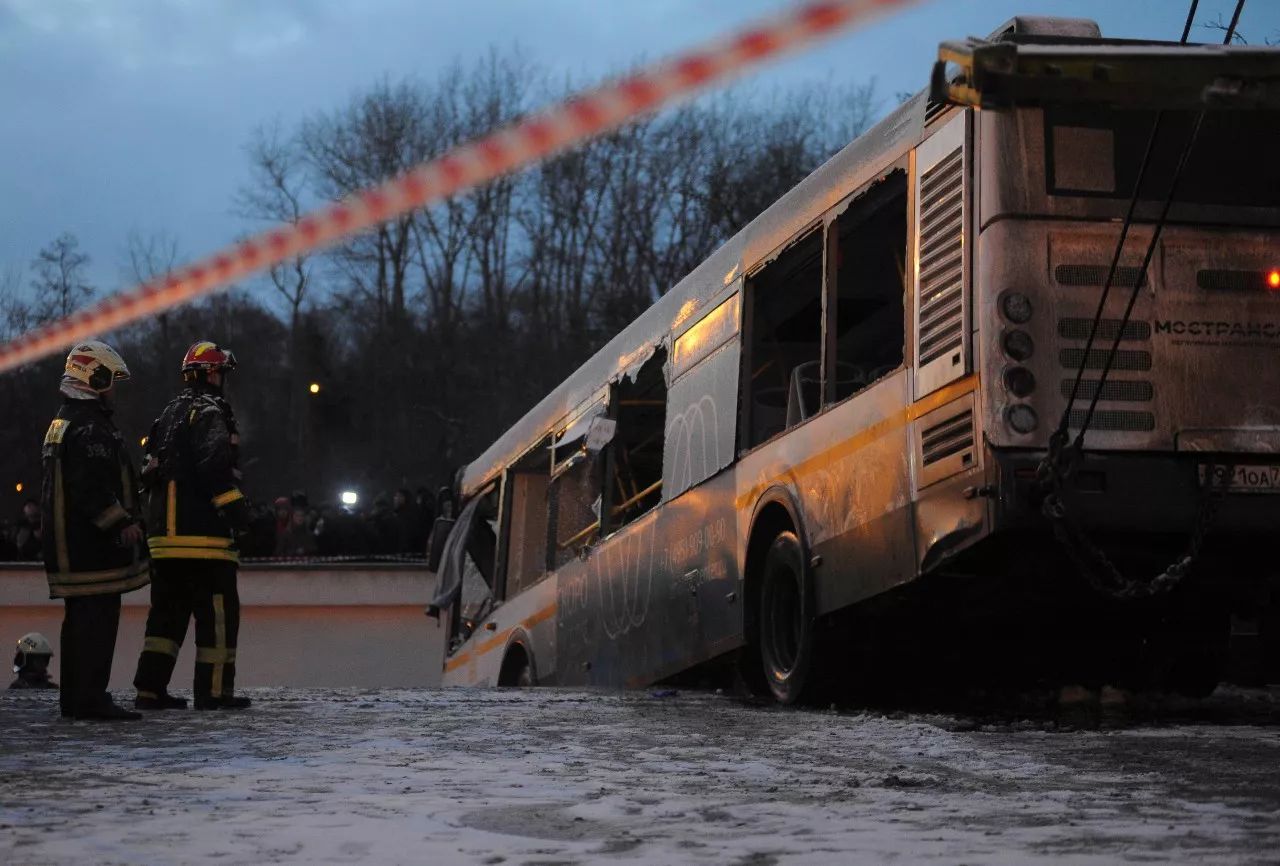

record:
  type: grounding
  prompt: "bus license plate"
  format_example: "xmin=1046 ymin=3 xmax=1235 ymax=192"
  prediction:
xmin=1199 ymin=464 xmax=1280 ymax=493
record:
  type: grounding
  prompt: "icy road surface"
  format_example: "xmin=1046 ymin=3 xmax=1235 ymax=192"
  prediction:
xmin=2 ymin=688 xmax=1279 ymax=865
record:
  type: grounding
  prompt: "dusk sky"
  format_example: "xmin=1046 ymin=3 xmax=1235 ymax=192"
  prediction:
xmin=2 ymin=0 xmax=1276 ymax=301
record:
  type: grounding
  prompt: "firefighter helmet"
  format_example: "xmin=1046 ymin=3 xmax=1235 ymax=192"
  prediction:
xmin=64 ymin=341 xmax=130 ymax=392
xmin=181 ymin=341 xmax=238 ymax=374
xmin=13 ymin=631 xmax=53 ymax=671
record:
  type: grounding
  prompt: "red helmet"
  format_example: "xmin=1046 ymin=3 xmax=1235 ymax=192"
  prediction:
xmin=181 ymin=341 xmax=238 ymax=374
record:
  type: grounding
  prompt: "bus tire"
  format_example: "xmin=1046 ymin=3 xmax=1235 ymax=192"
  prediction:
xmin=759 ymin=530 xmax=815 ymax=705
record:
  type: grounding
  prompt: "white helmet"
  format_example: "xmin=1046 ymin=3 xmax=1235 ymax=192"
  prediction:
xmin=64 ymin=340 xmax=131 ymax=392
xmin=13 ymin=632 xmax=53 ymax=672
xmin=16 ymin=632 xmax=52 ymax=656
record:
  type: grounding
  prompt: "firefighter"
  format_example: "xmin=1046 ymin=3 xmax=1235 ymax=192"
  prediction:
xmin=10 ymin=632 xmax=58 ymax=689
xmin=42 ymin=341 xmax=150 ymax=720
xmin=133 ymin=341 xmax=252 ymax=711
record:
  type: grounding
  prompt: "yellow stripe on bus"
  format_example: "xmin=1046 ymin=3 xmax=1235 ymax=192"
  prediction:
xmin=733 ymin=374 xmax=979 ymax=512
xmin=443 ymin=602 xmax=558 ymax=674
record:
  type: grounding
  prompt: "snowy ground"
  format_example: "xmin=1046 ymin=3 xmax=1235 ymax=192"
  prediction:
xmin=2 ymin=687 xmax=1279 ymax=865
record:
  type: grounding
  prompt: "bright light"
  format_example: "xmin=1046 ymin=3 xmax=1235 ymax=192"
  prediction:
xmin=14 ymin=483 xmax=22 ymax=493
xmin=140 ymin=436 xmax=148 ymax=447
xmin=309 ymin=382 xmax=321 ymax=394
xmin=1268 ymin=269 xmax=1280 ymax=290
xmin=340 ymin=490 xmax=358 ymax=506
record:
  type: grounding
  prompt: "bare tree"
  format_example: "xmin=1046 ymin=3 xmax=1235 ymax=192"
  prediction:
xmin=234 ymin=121 xmax=315 ymax=340
xmin=123 ymin=229 xmax=182 ymax=363
xmin=30 ymin=233 xmax=93 ymax=323
xmin=0 ymin=265 xmax=29 ymax=339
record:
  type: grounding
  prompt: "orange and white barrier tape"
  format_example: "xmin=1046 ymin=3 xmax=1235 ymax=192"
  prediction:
xmin=0 ymin=0 xmax=921 ymax=373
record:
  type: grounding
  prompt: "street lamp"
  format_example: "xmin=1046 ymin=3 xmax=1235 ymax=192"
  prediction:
xmin=14 ymin=482 xmax=22 ymax=493
xmin=340 ymin=490 xmax=358 ymax=506
xmin=309 ymin=382 xmax=321 ymax=395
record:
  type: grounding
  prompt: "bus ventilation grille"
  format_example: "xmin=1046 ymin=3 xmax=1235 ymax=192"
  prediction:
xmin=1059 ymin=379 xmax=1153 ymax=402
xmin=1197 ymin=269 xmax=1271 ymax=292
xmin=1054 ymin=264 xmax=1147 ymax=288
xmin=1058 ymin=348 xmax=1152 ymax=372
xmin=1057 ymin=317 xmax=1151 ymax=341
xmin=1066 ymin=409 xmax=1155 ymax=432
xmin=921 ymin=407 xmax=974 ymax=466
xmin=924 ymin=97 xmax=951 ymax=126
xmin=917 ymin=148 xmax=965 ymax=367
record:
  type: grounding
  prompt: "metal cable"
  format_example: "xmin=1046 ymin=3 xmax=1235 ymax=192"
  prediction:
xmin=1071 ymin=0 xmax=1245 ymax=447
xmin=1053 ymin=0 xmax=1207 ymax=448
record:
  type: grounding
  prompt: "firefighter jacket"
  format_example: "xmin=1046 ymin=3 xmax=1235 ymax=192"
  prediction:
xmin=143 ymin=385 xmax=250 ymax=563
xmin=40 ymin=397 xmax=150 ymax=599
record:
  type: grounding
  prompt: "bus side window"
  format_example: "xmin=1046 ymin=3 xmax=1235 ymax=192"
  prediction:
xmin=602 ymin=348 xmax=666 ymax=533
xmin=549 ymin=454 xmax=600 ymax=569
xmin=832 ymin=169 xmax=908 ymax=402
xmin=744 ymin=229 xmax=824 ymax=447
xmin=547 ymin=405 xmax=608 ymax=570
xmin=503 ymin=441 xmax=551 ymax=598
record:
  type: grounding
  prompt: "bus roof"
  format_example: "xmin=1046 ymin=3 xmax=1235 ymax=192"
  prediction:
xmin=459 ymin=88 xmax=931 ymax=498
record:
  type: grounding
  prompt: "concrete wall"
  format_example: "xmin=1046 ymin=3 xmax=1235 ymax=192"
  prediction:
xmin=0 ymin=564 xmax=445 ymax=690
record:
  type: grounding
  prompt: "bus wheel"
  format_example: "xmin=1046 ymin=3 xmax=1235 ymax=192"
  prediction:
xmin=759 ymin=531 xmax=814 ymax=705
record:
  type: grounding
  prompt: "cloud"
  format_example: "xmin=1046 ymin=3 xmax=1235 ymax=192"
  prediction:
xmin=0 ymin=0 xmax=313 ymax=69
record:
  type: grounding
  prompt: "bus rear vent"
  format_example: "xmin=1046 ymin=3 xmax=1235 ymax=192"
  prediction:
xmin=1057 ymin=317 xmax=1151 ymax=341
xmin=1197 ymin=269 xmax=1273 ymax=292
xmin=917 ymin=149 xmax=965 ymax=366
xmin=924 ymin=97 xmax=952 ymax=126
xmin=1067 ymin=409 xmax=1155 ymax=432
xmin=1054 ymin=264 xmax=1147 ymax=288
xmin=1057 ymin=310 xmax=1155 ymax=432
xmin=922 ymin=407 xmax=974 ymax=466
xmin=1059 ymin=379 xmax=1153 ymax=402
xmin=1058 ymin=348 xmax=1152 ymax=371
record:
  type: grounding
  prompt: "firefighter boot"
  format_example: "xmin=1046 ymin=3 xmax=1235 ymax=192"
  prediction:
xmin=75 ymin=699 xmax=143 ymax=721
xmin=194 ymin=694 xmax=252 ymax=710
xmin=135 ymin=691 xmax=188 ymax=710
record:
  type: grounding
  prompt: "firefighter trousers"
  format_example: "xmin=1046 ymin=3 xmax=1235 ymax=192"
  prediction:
xmin=61 ymin=593 xmax=122 ymax=716
xmin=134 ymin=559 xmax=241 ymax=700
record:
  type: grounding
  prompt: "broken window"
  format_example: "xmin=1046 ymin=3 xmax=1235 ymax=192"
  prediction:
xmin=502 ymin=438 xmax=551 ymax=599
xmin=602 ymin=348 xmax=666 ymax=533
xmin=832 ymin=169 xmax=908 ymax=401
xmin=548 ymin=398 xmax=608 ymax=569
xmin=743 ymin=229 xmax=824 ymax=448
xmin=429 ymin=486 xmax=499 ymax=654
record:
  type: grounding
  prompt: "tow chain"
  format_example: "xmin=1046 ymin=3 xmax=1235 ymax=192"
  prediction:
xmin=1036 ymin=431 xmax=1234 ymax=600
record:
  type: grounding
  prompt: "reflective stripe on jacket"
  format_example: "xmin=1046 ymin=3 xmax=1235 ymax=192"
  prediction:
xmin=144 ymin=387 xmax=245 ymax=563
xmin=41 ymin=398 xmax=150 ymax=599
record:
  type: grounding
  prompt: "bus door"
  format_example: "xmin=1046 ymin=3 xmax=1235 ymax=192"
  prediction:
xmin=432 ymin=486 xmax=501 ymax=685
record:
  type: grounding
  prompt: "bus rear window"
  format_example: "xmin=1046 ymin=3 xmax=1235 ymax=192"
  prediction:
xmin=1045 ymin=108 xmax=1280 ymax=208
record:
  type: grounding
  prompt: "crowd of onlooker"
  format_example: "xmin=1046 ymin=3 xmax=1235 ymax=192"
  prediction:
xmin=238 ymin=488 xmax=448 ymax=559
xmin=2 ymin=487 xmax=449 ymax=562
xmin=0 ymin=500 xmax=44 ymax=562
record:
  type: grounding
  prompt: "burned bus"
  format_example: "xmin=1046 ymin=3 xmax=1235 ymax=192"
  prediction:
xmin=429 ymin=16 xmax=1280 ymax=701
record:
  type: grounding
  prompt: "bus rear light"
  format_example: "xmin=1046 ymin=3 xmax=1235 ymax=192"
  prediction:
xmin=1197 ymin=269 xmax=1280 ymax=292
xmin=1001 ymin=329 xmax=1035 ymax=361
xmin=1006 ymin=404 xmax=1039 ymax=434
xmin=1003 ymin=366 xmax=1036 ymax=398
xmin=999 ymin=291 xmax=1033 ymax=323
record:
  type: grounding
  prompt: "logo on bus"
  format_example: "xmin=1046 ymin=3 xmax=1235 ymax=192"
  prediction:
xmin=1153 ymin=319 xmax=1280 ymax=347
